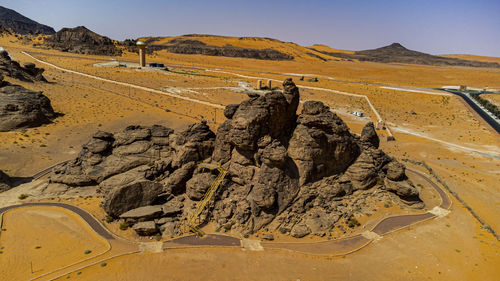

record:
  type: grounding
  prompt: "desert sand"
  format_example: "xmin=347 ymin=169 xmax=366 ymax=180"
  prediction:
xmin=0 ymin=34 xmax=499 ymax=280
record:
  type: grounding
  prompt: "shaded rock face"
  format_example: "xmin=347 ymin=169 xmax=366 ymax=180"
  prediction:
xmin=41 ymin=26 xmax=121 ymax=56
xmin=288 ymin=101 xmax=360 ymax=185
xmin=54 ymin=78 xmax=423 ymax=237
xmin=0 ymin=49 xmax=47 ymax=82
xmin=0 ymin=170 xmax=11 ymax=192
xmin=0 ymin=74 xmax=56 ymax=131
xmin=0 ymin=6 xmax=55 ymax=35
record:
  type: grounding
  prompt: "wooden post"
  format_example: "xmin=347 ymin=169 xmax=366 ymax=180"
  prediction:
xmin=257 ymin=80 xmax=262 ymax=89
xmin=267 ymin=80 xmax=272 ymax=89
xmin=30 ymin=262 xmax=33 ymax=273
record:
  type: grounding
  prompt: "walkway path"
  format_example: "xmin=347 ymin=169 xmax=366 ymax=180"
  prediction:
xmin=0 ymin=168 xmax=451 ymax=258
xmin=21 ymin=51 xmax=225 ymax=110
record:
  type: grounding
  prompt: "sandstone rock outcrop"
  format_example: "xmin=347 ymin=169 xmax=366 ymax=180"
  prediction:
xmin=0 ymin=170 xmax=11 ymax=192
xmin=0 ymin=74 xmax=56 ymax=131
xmin=40 ymin=26 xmax=121 ymax=56
xmin=52 ymin=78 xmax=423 ymax=237
xmin=0 ymin=49 xmax=47 ymax=82
xmin=0 ymin=6 xmax=55 ymax=35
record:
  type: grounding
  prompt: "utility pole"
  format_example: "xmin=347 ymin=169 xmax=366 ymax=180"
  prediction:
xmin=30 ymin=261 xmax=33 ymax=274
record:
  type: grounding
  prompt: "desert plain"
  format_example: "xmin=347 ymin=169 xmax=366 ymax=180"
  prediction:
xmin=0 ymin=31 xmax=499 ymax=281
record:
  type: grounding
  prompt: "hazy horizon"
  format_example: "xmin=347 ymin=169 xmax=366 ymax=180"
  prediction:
xmin=2 ymin=0 xmax=500 ymax=57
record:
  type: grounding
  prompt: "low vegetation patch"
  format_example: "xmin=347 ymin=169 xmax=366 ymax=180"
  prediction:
xmin=471 ymin=94 xmax=500 ymax=118
xmin=18 ymin=194 xmax=29 ymax=200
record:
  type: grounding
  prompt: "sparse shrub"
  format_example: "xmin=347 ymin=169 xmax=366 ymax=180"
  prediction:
xmin=105 ymin=216 xmax=114 ymax=223
xmin=383 ymin=203 xmax=390 ymax=208
xmin=84 ymin=250 xmax=92 ymax=255
xmin=35 ymin=246 xmax=41 ymax=249
xmin=40 ymin=144 xmax=47 ymax=147
xmin=100 ymin=262 xmax=107 ymax=267
xmin=18 ymin=194 xmax=29 ymax=200
xmin=154 ymin=234 xmax=162 ymax=241
xmin=347 ymin=218 xmax=360 ymax=228
xmin=119 ymin=221 xmax=130 ymax=230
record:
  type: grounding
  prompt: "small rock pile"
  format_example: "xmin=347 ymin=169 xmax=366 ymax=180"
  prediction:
xmin=0 ymin=73 xmax=56 ymax=131
xmin=0 ymin=48 xmax=47 ymax=82
xmin=51 ymin=78 xmax=423 ymax=238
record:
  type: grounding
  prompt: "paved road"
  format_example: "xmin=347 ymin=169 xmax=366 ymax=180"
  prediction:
xmin=0 ymin=202 xmax=114 ymax=240
xmin=445 ymin=90 xmax=500 ymax=134
xmin=0 ymin=168 xmax=450 ymax=255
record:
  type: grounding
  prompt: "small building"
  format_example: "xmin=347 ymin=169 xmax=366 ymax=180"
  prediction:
xmin=352 ymin=111 xmax=364 ymax=117
xmin=376 ymin=120 xmax=385 ymax=130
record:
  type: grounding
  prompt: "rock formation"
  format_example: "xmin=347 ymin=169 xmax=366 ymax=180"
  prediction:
xmin=0 ymin=170 xmax=11 ymax=192
xmin=0 ymin=49 xmax=47 ymax=82
xmin=144 ymin=38 xmax=294 ymax=61
xmin=40 ymin=26 xmax=122 ymax=56
xmin=310 ymin=42 xmax=500 ymax=68
xmin=51 ymin=78 xmax=422 ymax=238
xmin=0 ymin=74 xmax=56 ymax=131
xmin=0 ymin=6 xmax=55 ymax=35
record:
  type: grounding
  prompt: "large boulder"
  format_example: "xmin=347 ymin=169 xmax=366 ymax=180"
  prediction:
xmin=385 ymin=161 xmax=406 ymax=181
xmin=119 ymin=205 xmax=164 ymax=223
xmin=132 ymin=221 xmax=158 ymax=236
xmin=185 ymin=172 xmax=217 ymax=201
xmin=214 ymin=79 xmax=299 ymax=153
xmin=360 ymin=122 xmax=379 ymax=148
xmin=0 ymin=170 xmax=11 ymax=192
xmin=288 ymin=101 xmax=360 ymax=185
xmin=170 ymin=122 xmax=215 ymax=168
xmin=102 ymin=179 xmax=163 ymax=217
xmin=0 ymin=75 xmax=55 ymax=131
xmin=0 ymin=50 xmax=47 ymax=82
xmin=384 ymin=178 xmax=420 ymax=199
xmin=51 ymin=125 xmax=175 ymax=186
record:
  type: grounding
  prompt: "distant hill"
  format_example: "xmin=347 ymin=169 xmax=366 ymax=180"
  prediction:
xmin=138 ymin=34 xmax=332 ymax=61
xmin=440 ymin=54 xmax=500 ymax=64
xmin=0 ymin=6 xmax=55 ymax=35
xmin=311 ymin=43 xmax=500 ymax=68
xmin=40 ymin=26 xmax=121 ymax=56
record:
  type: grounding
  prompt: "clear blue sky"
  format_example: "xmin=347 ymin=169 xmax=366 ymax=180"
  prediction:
xmin=3 ymin=0 xmax=500 ymax=56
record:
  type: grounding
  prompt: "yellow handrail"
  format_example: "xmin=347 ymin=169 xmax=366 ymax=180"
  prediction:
xmin=185 ymin=166 xmax=227 ymax=237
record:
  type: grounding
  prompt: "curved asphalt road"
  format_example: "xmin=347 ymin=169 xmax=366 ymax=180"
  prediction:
xmin=445 ymin=90 xmax=500 ymax=134
xmin=0 ymin=202 xmax=114 ymax=240
xmin=0 ymin=168 xmax=451 ymax=255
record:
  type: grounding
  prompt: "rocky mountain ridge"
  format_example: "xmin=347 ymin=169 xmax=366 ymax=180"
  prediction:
xmin=310 ymin=43 xmax=500 ymax=68
xmin=39 ymin=26 xmax=122 ymax=56
xmin=0 ymin=6 xmax=55 ymax=35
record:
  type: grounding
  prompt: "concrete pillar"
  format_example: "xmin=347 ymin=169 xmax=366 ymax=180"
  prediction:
xmin=139 ymin=47 xmax=146 ymax=67
xmin=267 ymin=80 xmax=272 ymax=89
xmin=137 ymin=41 xmax=147 ymax=67
xmin=257 ymin=80 xmax=262 ymax=89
